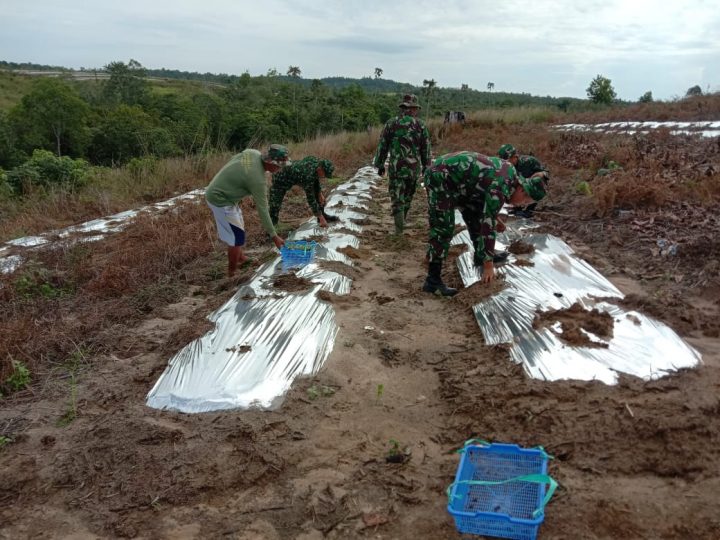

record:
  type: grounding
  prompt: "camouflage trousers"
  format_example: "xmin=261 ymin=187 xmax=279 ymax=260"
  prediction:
xmin=425 ymin=169 xmax=486 ymax=263
xmin=388 ymin=172 xmax=419 ymax=218
xmin=269 ymin=177 xmax=321 ymax=225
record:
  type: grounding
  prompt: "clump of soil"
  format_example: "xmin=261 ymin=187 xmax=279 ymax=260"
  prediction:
xmin=534 ymin=302 xmax=614 ymax=348
xmin=453 ymin=224 xmax=467 ymax=236
xmin=273 ymin=272 xmax=314 ymax=292
xmin=513 ymin=258 xmax=535 ymax=267
xmin=455 ymin=279 xmax=507 ymax=308
xmin=316 ymin=260 xmax=362 ymax=280
xmin=338 ymin=245 xmax=374 ymax=260
xmin=316 ymin=290 xmax=360 ymax=307
xmin=508 ymin=240 xmax=535 ymax=255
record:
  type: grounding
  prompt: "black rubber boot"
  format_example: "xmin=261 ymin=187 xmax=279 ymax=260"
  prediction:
xmin=321 ymin=206 xmax=339 ymax=222
xmin=422 ymin=261 xmax=458 ymax=297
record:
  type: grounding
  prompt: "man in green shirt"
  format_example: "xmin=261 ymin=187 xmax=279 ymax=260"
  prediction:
xmin=206 ymin=144 xmax=289 ymax=276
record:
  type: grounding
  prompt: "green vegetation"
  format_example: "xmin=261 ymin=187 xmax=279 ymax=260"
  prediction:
xmin=4 ymin=360 xmax=31 ymax=392
xmin=586 ymin=74 xmax=617 ymax=105
xmin=0 ymin=435 xmax=12 ymax=449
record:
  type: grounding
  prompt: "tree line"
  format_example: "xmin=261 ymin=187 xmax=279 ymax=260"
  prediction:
xmin=0 ymin=60 xmax=593 ymax=196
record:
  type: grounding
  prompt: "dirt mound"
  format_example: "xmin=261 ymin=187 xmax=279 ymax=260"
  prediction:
xmin=455 ymin=279 xmax=507 ymax=308
xmin=534 ymin=302 xmax=614 ymax=348
xmin=513 ymin=258 xmax=535 ymax=267
xmin=508 ymin=240 xmax=535 ymax=254
xmin=272 ymin=272 xmax=314 ymax=292
xmin=316 ymin=260 xmax=362 ymax=280
xmin=338 ymin=245 xmax=374 ymax=260
xmin=316 ymin=290 xmax=360 ymax=308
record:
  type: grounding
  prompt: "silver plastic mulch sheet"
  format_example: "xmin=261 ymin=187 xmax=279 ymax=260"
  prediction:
xmin=455 ymin=214 xmax=701 ymax=384
xmin=146 ymin=167 xmax=378 ymax=412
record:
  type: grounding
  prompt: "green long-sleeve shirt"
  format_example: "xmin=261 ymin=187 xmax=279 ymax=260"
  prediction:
xmin=205 ymin=149 xmax=276 ymax=236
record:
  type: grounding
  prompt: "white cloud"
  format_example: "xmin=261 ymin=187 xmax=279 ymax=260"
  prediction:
xmin=0 ymin=0 xmax=717 ymax=100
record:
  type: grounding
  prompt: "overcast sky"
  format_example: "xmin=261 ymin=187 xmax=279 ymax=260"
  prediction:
xmin=1 ymin=0 xmax=718 ymax=100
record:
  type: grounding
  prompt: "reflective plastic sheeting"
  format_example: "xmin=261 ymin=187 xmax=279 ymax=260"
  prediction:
xmin=0 ymin=189 xmax=206 ymax=274
xmin=146 ymin=167 xmax=379 ymax=412
xmin=456 ymin=217 xmax=701 ymax=383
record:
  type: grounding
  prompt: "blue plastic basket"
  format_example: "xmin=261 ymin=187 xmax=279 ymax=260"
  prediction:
xmin=280 ymin=240 xmax=317 ymax=268
xmin=447 ymin=441 xmax=556 ymax=540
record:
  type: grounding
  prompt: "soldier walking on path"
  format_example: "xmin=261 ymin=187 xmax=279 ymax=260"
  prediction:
xmin=498 ymin=144 xmax=550 ymax=218
xmin=373 ymin=94 xmax=431 ymax=234
xmin=268 ymin=156 xmax=339 ymax=228
xmin=423 ymin=151 xmax=548 ymax=296
xmin=205 ymin=144 xmax=289 ymax=277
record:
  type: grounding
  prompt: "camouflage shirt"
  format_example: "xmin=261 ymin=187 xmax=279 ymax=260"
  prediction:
xmin=425 ymin=152 xmax=518 ymax=262
xmin=271 ymin=156 xmax=324 ymax=214
xmin=373 ymin=113 xmax=431 ymax=178
xmin=516 ymin=155 xmax=548 ymax=180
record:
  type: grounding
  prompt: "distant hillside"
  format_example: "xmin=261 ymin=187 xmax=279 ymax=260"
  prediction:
xmin=0 ymin=60 xmax=586 ymax=109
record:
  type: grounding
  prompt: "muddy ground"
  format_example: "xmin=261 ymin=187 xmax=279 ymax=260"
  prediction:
xmin=2 ymin=130 xmax=720 ymax=539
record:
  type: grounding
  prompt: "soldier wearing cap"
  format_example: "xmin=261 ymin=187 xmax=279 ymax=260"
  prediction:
xmin=498 ymin=144 xmax=550 ymax=217
xmin=206 ymin=144 xmax=289 ymax=276
xmin=268 ymin=156 xmax=339 ymax=228
xmin=373 ymin=94 xmax=431 ymax=234
xmin=423 ymin=151 xmax=548 ymax=296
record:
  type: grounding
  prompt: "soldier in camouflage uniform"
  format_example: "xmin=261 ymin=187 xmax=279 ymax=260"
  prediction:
xmin=373 ymin=94 xmax=431 ymax=234
xmin=269 ymin=156 xmax=339 ymax=227
xmin=498 ymin=144 xmax=550 ymax=217
xmin=422 ymin=151 xmax=548 ymax=296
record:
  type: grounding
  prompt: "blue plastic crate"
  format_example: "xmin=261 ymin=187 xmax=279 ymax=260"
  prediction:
xmin=447 ymin=441 xmax=557 ymax=540
xmin=280 ymin=240 xmax=317 ymax=268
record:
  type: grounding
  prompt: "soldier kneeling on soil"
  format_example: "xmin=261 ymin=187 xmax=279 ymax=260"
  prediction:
xmin=498 ymin=144 xmax=550 ymax=218
xmin=268 ymin=156 xmax=339 ymax=228
xmin=423 ymin=151 xmax=548 ymax=296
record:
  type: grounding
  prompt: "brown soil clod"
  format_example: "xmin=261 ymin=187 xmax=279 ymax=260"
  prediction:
xmin=455 ymin=279 xmax=507 ymax=308
xmin=534 ymin=302 xmax=615 ymax=348
xmin=338 ymin=245 xmax=374 ymax=260
xmin=508 ymin=240 xmax=536 ymax=255
xmin=316 ymin=289 xmax=360 ymax=307
xmin=513 ymin=258 xmax=535 ymax=267
xmin=272 ymin=272 xmax=314 ymax=292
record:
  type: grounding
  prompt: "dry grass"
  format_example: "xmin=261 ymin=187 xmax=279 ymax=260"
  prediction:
xmin=567 ymin=93 xmax=720 ymax=123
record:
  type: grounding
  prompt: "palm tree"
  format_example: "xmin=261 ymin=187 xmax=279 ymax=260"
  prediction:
xmin=422 ymin=78 xmax=437 ymax=119
xmin=461 ymin=83 xmax=468 ymax=108
xmin=374 ymin=67 xmax=383 ymax=79
xmin=287 ymin=66 xmax=302 ymax=138
xmin=487 ymin=82 xmax=495 ymax=92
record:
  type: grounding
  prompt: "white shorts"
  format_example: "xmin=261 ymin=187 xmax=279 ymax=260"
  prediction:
xmin=208 ymin=202 xmax=246 ymax=246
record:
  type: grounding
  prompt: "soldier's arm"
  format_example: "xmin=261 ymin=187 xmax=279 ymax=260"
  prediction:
xmin=373 ymin=122 xmax=392 ymax=168
xmin=477 ymin=179 xmax=509 ymax=261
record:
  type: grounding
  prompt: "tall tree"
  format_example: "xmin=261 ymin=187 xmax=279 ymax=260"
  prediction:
xmin=422 ymin=78 xmax=437 ymax=119
xmin=103 ymin=59 xmax=150 ymax=106
xmin=11 ymin=78 xmax=89 ymax=157
xmin=461 ymin=83 xmax=469 ymax=108
xmin=638 ymin=91 xmax=653 ymax=103
xmin=287 ymin=66 xmax=302 ymax=138
xmin=487 ymin=82 xmax=495 ymax=91
xmin=586 ymin=74 xmax=617 ymax=104
xmin=374 ymin=67 xmax=383 ymax=79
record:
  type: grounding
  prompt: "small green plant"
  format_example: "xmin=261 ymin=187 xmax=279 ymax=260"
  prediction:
xmin=56 ymin=346 xmax=86 ymax=427
xmin=0 ymin=435 xmax=13 ymax=450
xmin=376 ymin=383 xmax=384 ymax=402
xmin=385 ymin=438 xmax=410 ymax=463
xmin=307 ymin=384 xmax=335 ymax=400
xmin=5 ymin=360 xmax=31 ymax=392
xmin=575 ymin=181 xmax=592 ymax=196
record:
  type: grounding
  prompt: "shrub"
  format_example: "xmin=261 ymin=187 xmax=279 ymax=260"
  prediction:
xmin=5 ymin=149 xmax=90 ymax=194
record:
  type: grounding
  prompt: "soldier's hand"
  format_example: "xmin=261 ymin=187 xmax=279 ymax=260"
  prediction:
xmin=318 ymin=193 xmax=326 ymax=206
xmin=272 ymin=235 xmax=285 ymax=249
xmin=482 ymin=261 xmax=495 ymax=284
xmin=377 ymin=166 xmax=385 ymax=176
xmin=318 ymin=215 xmax=328 ymax=228
xmin=496 ymin=218 xmax=506 ymax=233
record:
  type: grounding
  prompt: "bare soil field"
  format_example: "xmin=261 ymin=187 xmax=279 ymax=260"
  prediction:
xmin=1 ymin=122 xmax=719 ymax=539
